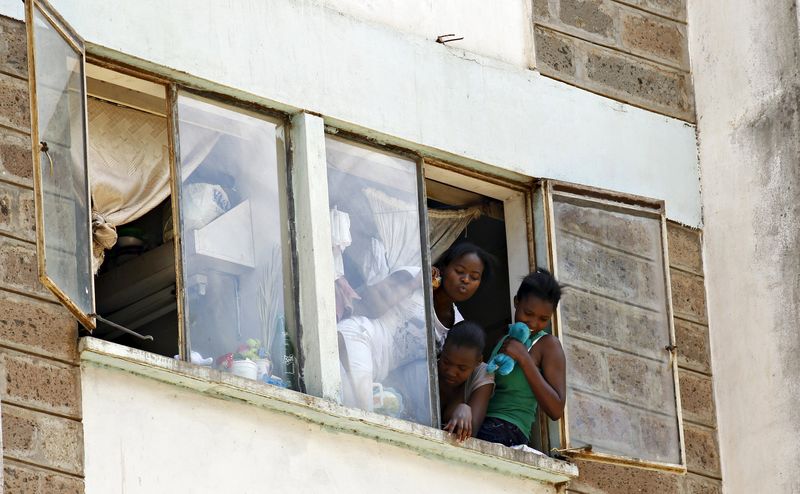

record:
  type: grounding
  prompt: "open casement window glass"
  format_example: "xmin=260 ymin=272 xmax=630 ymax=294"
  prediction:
xmin=547 ymin=183 xmax=684 ymax=469
xmin=326 ymin=136 xmax=435 ymax=426
xmin=25 ymin=0 xmax=95 ymax=329
xmin=174 ymin=93 xmax=296 ymax=389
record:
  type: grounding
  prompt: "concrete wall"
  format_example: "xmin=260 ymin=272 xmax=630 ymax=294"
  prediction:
xmin=0 ymin=15 xmax=85 ymax=494
xmin=321 ymin=0 xmax=535 ymax=69
xmin=0 ymin=0 xmax=702 ymax=227
xmin=533 ymin=0 xmax=693 ymax=121
xmin=80 ymin=362 xmax=558 ymax=494
xmin=687 ymin=1 xmax=800 ymax=493
xmin=0 ymin=2 xmax=735 ymax=493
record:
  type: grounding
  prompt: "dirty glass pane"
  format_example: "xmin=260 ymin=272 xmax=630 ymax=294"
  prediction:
xmin=327 ymin=137 xmax=432 ymax=426
xmin=32 ymin=5 xmax=93 ymax=319
xmin=553 ymin=195 xmax=681 ymax=464
xmin=176 ymin=94 xmax=295 ymax=389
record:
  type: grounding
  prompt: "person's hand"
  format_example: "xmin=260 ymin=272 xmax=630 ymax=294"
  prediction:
xmin=443 ymin=404 xmax=473 ymax=441
xmin=500 ymin=338 xmax=532 ymax=366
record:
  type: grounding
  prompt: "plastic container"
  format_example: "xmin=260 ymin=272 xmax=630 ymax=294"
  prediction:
xmin=231 ymin=359 xmax=257 ymax=380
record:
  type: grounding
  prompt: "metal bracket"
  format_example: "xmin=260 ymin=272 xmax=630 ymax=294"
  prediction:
xmin=551 ymin=444 xmax=592 ymax=460
xmin=92 ymin=314 xmax=154 ymax=341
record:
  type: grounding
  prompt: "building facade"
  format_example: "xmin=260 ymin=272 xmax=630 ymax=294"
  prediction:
xmin=0 ymin=0 xmax=796 ymax=493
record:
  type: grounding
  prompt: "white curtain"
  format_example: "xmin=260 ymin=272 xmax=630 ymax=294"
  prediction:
xmin=88 ymin=98 xmax=169 ymax=272
xmin=427 ymin=206 xmax=482 ymax=262
xmin=88 ymin=98 xmax=219 ymax=272
xmin=362 ymin=188 xmax=483 ymax=271
xmin=363 ymin=187 xmax=421 ymax=273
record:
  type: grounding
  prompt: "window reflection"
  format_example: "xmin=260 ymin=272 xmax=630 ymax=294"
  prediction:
xmin=177 ymin=94 xmax=295 ymax=389
xmin=326 ymin=137 xmax=433 ymax=425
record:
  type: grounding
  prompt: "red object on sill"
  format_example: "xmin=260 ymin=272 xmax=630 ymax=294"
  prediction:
xmin=216 ymin=353 xmax=234 ymax=370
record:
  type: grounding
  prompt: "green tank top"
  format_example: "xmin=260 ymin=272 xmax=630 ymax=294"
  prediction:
xmin=485 ymin=330 xmax=549 ymax=440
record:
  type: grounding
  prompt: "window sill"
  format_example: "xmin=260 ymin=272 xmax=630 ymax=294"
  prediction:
xmin=79 ymin=337 xmax=578 ymax=485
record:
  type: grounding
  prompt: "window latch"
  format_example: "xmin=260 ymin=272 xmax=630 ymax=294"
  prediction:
xmin=91 ymin=314 xmax=154 ymax=341
xmin=40 ymin=141 xmax=54 ymax=176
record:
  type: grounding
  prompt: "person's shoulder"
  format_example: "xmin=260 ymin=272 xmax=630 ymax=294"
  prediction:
xmin=539 ymin=333 xmax=560 ymax=344
xmin=471 ymin=362 xmax=495 ymax=384
xmin=533 ymin=333 xmax=564 ymax=356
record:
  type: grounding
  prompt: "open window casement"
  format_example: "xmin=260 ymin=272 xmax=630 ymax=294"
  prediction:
xmin=25 ymin=0 xmax=96 ymax=330
xmin=539 ymin=180 xmax=686 ymax=472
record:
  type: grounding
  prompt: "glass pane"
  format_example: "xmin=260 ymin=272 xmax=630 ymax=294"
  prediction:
xmin=176 ymin=94 xmax=294 ymax=389
xmin=327 ymin=137 xmax=432 ymax=426
xmin=32 ymin=6 xmax=92 ymax=317
xmin=553 ymin=195 xmax=681 ymax=464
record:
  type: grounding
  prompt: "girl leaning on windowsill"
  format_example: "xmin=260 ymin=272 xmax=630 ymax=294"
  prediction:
xmin=438 ymin=320 xmax=494 ymax=441
xmin=476 ymin=269 xmax=566 ymax=448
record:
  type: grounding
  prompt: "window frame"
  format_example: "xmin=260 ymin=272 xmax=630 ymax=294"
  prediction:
xmin=168 ymin=86 xmax=298 ymax=381
xmin=25 ymin=0 xmax=96 ymax=330
xmin=26 ymin=6 xmax=304 ymax=382
xmin=538 ymin=179 xmax=687 ymax=473
xmin=423 ymin=157 xmax=540 ymax=432
xmin=322 ymin=129 xmax=441 ymax=427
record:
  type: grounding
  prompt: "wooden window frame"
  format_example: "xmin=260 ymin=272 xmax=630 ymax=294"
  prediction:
xmin=25 ymin=0 xmax=96 ymax=329
xmin=538 ymin=179 xmax=687 ymax=473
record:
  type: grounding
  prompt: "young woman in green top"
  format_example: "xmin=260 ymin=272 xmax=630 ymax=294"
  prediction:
xmin=476 ymin=269 xmax=566 ymax=447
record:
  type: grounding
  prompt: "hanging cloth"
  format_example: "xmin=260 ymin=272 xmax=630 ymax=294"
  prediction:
xmin=87 ymin=98 xmax=170 ymax=272
xmin=427 ymin=206 xmax=482 ymax=262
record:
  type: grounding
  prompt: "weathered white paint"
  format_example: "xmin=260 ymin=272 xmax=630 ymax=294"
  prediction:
xmin=319 ymin=0 xmax=534 ymax=68
xmin=80 ymin=338 xmax=573 ymax=493
xmin=0 ymin=0 xmax=21 ymax=20
xmin=291 ymin=112 xmax=342 ymax=402
xmin=688 ymin=0 xmax=800 ymax=492
xmin=2 ymin=0 xmax=702 ymax=226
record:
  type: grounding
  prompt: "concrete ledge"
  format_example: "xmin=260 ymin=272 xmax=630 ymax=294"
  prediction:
xmin=79 ymin=337 xmax=578 ymax=485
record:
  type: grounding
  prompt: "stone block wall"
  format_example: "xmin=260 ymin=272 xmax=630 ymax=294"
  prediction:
xmin=533 ymin=0 xmax=694 ymax=122
xmin=0 ymin=11 xmax=716 ymax=494
xmin=567 ymin=222 xmax=721 ymax=494
xmin=0 ymin=15 xmax=85 ymax=494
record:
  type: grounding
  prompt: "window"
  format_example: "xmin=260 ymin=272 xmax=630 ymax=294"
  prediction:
xmin=327 ymin=136 xmax=435 ymax=425
xmin=26 ymin=0 xmax=298 ymax=389
xmin=540 ymin=181 xmax=684 ymax=470
xmin=26 ymin=0 xmax=683 ymax=462
xmin=27 ymin=0 xmax=94 ymax=328
xmin=175 ymin=93 xmax=296 ymax=388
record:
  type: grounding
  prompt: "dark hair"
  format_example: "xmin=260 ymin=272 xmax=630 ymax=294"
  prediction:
xmin=443 ymin=320 xmax=486 ymax=355
xmin=434 ymin=241 xmax=495 ymax=283
xmin=516 ymin=268 xmax=562 ymax=308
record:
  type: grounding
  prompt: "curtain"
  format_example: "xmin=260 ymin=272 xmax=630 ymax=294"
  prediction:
xmin=363 ymin=187 xmax=421 ymax=273
xmin=88 ymin=98 xmax=169 ymax=272
xmin=88 ymin=98 xmax=219 ymax=272
xmin=427 ymin=206 xmax=482 ymax=263
xmin=360 ymin=187 xmax=482 ymax=271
